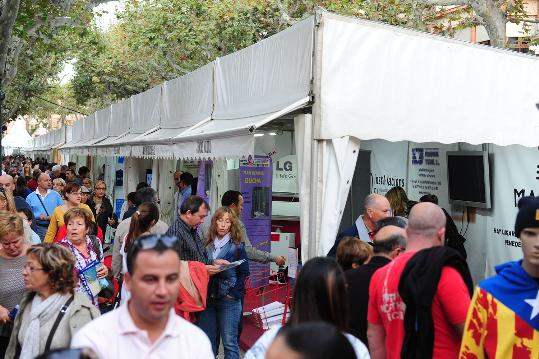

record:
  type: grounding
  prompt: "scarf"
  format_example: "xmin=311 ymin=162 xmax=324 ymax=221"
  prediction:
xmin=19 ymin=293 xmax=68 ymax=359
xmin=212 ymin=233 xmax=231 ymax=259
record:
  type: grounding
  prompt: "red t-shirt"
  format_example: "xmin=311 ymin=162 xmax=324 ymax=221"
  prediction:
xmin=368 ymin=251 xmax=470 ymax=359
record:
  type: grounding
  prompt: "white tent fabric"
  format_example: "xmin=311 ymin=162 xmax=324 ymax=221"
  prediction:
xmin=294 ymin=114 xmax=314 ymax=262
xmin=317 ymin=12 xmax=539 ymax=146
xmin=311 ymin=136 xmax=360 ymax=257
xmin=3 ymin=119 xmax=32 ymax=148
xmin=91 ymin=107 xmax=111 ymax=145
xmin=96 ymin=99 xmax=132 ymax=151
xmin=130 ymin=85 xmax=163 ymax=134
xmin=213 ymin=17 xmax=313 ymax=120
xmin=157 ymin=159 xmax=176 ymax=225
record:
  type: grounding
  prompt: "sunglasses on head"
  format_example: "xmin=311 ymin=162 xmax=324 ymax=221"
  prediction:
xmin=133 ymin=234 xmax=180 ymax=251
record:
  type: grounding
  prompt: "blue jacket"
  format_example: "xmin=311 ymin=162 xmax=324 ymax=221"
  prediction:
xmin=206 ymin=240 xmax=249 ymax=300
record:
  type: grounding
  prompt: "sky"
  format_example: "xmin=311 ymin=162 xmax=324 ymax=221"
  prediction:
xmin=59 ymin=1 xmax=123 ymax=84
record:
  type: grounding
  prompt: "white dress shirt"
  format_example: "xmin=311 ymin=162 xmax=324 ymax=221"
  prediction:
xmin=71 ymin=303 xmax=213 ymax=359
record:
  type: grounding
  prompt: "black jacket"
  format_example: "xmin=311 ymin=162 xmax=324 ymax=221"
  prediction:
xmin=87 ymin=195 xmax=117 ymax=236
xmin=345 ymin=256 xmax=391 ymax=345
xmin=398 ymin=246 xmax=473 ymax=359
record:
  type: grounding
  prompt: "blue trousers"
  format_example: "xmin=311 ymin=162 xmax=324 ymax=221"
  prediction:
xmin=198 ymin=297 xmax=242 ymax=359
xmin=33 ymin=224 xmax=48 ymax=241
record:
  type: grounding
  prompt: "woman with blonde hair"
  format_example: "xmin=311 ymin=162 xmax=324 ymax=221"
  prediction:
xmin=0 ymin=188 xmax=17 ymax=213
xmin=5 ymin=244 xmax=99 ymax=359
xmin=52 ymin=178 xmax=66 ymax=198
xmin=198 ymin=207 xmax=249 ymax=359
xmin=0 ymin=213 xmax=29 ymax=357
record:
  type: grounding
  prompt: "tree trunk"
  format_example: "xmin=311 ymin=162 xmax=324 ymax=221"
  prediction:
xmin=469 ymin=0 xmax=507 ymax=48
xmin=0 ymin=0 xmax=21 ymax=86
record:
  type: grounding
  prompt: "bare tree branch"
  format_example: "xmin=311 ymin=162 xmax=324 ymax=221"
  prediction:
xmin=165 ymin=52 xmax=189 ymax=75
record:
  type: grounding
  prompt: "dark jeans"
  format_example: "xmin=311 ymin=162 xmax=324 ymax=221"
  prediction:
xmin=33 ymin=223 xmax=49 ymax=241
xmin=198 ymin=296 xmax=242 ymax=359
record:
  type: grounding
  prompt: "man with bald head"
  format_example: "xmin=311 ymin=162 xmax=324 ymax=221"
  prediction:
xmin=328 ymin=193 xmax=392 ymax=256
xmin=367 ymin=202 xmax=471 ymax=359
xmin=25 ymin=172 xmax=63 ymax=240
xmin=345 ymin=218 xmax=407 ymax=346
xmin=0 ymin=174 xmax=30 ymax=211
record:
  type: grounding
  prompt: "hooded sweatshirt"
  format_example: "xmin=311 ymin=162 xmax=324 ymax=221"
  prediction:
xmin=459 ymin=260 xmax=539 ymax=358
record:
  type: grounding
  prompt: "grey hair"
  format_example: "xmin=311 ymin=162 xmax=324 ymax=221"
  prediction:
xmin=375 ymin=216 xmax=408 ymax=231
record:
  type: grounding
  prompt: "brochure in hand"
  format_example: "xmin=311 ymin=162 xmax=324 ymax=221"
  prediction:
xmin=79 ymin=260 xmax=106 ymax=297
xmin=216 ymin=259 xmax=246 ymax=273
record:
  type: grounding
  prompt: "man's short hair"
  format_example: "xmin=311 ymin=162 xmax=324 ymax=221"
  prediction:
xmin=68 ymin=162 xmax=76 ymax=168
xmin=419 ymin=194 xmax=438 ymax=205
xmin=127 ymin=191 xmax=137 ymax=204
xmin=179 ymin=172 xmax=193 ymax=186
xmin=375 ymin=216 xmax=408 ymax=232
xmin=126 ymin=234 xmax=181 ymax=274
xmin=51 ymin=164 xmax=61 ymax=172
xmin=180 ymin=195 xmax=209 ymax=215
xmin=336 ymin=237 xmax=373 ymax=270
xmin=221 ymin=190 xmax=242 ymax=207
xmin=372 ymin=234 xmax=407 ymax=254
xmin=136 ymin=182 xmax=149 ymax=191
xmin=135 ymin=187 xmax=157 ymax=205
xmin=78 ymin=166 xmax=90 ymax=177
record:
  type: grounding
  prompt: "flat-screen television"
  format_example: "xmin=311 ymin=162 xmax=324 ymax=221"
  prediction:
xmin=446 ymin=151 xmax=491 ymax=209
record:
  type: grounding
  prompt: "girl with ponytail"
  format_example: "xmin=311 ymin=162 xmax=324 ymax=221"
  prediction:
xmin=120 ymin=202 xmax=159 ymax=304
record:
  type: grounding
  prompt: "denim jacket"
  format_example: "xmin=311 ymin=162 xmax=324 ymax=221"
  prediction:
xmin=206 ymin=240 xmax=250 ymax=300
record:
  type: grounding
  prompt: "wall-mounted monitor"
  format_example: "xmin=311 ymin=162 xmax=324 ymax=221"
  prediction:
xmin=446 ymin=151 xmax=491 ymax=209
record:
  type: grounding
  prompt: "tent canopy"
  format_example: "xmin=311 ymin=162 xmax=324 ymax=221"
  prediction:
xmin=316 ymin=12 xmax=539 ymax=146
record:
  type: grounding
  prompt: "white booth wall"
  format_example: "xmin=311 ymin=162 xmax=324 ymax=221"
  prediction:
xmin=359 ymin=139 xmax=539 ymax=284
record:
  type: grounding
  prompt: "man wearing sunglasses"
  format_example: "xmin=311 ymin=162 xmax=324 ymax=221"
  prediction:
xmin=72 ymin=234 xmax=213 ymax=358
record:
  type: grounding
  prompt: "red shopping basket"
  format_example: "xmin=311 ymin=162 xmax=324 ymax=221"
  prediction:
xmin=244 ymin=269 xmax=293 ymax=330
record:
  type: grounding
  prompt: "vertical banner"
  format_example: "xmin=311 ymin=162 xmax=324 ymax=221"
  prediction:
xmin=407 ymin=142 xmax=457 ymax=210
xmin=486 ymin=145 xmax=539 ymax=275
xmin=197 ymin=160 xmax=212 ymax=204
xmin=360 ymin=140 xmax=408 ymax=195
xmin=240 ymin=156 xmax=273 ymax=284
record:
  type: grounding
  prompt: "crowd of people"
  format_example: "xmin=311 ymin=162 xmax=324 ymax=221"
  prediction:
xmin=0 ymin=154 xmax=538 ymax=359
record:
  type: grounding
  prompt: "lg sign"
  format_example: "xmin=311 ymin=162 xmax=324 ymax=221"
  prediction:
xmin=273 ymin=155 xmax=298 ymax=193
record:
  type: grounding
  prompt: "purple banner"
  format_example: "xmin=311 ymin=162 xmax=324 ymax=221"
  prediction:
xmin=240 ymin=156 xmax=272 ymax=284
xmin=197 ymin=160 xmax=211 ymax=204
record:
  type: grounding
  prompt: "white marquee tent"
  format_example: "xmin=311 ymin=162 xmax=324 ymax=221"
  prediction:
xmin=33 ymin=10 xmax=539 ymax=269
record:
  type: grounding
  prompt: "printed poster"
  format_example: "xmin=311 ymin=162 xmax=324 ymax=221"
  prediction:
xmin=240 ymin=156 xmax=273 ymax=284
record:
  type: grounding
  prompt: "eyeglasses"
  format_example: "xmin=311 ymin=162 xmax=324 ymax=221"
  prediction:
xmin=95 ymin=187 xmax=106 ymax=190
xmin=23 ymin=263 xmax=44 ymax=272
xmin=133 ymin=234 xmax=180 ymax=251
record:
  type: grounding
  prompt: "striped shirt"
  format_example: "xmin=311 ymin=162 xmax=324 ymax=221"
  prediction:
xmin=166 ymin=218 xmax=211 ymax=264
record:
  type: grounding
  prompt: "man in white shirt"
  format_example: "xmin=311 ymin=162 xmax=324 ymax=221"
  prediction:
xmin=72 ymin=234 xmax=213 ymax=359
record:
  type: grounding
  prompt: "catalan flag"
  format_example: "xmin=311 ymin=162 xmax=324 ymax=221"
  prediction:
xmin=459 ymin=260 xmax=539 ymax=359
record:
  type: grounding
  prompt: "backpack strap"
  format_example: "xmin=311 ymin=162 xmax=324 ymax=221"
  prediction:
xmin=44 ymin=295 xmax=74 ymax=352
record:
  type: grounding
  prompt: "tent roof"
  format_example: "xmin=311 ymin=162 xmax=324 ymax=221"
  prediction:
xmin=316 ymin=11 xmax=539 ymax=146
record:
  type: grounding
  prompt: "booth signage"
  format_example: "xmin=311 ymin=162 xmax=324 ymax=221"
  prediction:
xmin=142 ymin=145 xmax=156 ymax=156
xmin=240 ymin=156 xmax=273 ymax=282
xmin=196 ymin=140 xmax=212 ymax=154
xmin=486 ymin=145 xmax=539 ymax=275
xmin=272 ymin=155 xmax=298 ymax=193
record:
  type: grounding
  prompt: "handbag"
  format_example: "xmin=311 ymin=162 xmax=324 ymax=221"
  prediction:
xmin=87 ymin=235 xmax=115 ymax=299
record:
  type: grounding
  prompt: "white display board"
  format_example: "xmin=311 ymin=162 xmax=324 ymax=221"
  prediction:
xmin=486 ymin=144 xmax=539 ymax=274
xmin=360 ymin=139 xmax=408 ymax=196
xmin=406 ymin=142 xmax=457 ymax=211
